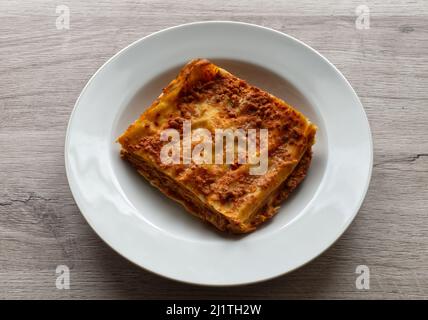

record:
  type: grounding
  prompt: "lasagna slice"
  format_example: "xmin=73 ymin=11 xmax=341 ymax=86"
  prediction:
xmin=118 ymin=59 xmax=317 ymax=233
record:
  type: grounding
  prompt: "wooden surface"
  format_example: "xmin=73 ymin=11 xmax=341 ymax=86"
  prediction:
xmin=1 ymin=0 xmax=427 ymax=299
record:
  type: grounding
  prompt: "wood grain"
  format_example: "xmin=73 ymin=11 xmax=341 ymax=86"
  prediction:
xmin=0 ymin=0 xmax=427 ymax=299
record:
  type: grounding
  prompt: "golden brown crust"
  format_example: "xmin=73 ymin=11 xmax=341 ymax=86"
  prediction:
xmin=247 ymin=149 xmax=312 ymax=229
xmin=121 ymin=148 xmax=312 ymax=233
xmin=118 ymin=58 xmax=317 ymax=233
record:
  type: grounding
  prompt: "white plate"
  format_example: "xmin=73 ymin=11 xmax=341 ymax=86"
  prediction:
xmin=65 ymin=21 xmax=372 ymax=286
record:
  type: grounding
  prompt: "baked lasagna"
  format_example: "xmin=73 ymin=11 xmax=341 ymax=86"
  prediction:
xmin=118 ymin=59 xmax=316 ymax=233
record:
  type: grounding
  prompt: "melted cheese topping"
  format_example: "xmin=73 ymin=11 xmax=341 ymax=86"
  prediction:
xmin=118 ymin=59 xmax=317 ymax=232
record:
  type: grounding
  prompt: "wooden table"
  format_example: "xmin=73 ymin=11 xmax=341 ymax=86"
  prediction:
xmin=1 ymin=0 xmax=427 ymax=299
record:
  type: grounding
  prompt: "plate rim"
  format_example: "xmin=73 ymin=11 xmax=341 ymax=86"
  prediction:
xmin=65 ymin=20 xmax=373 ymax=286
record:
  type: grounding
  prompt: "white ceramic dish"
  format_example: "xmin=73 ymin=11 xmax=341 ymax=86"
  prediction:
xmin=65 ymin=21 xmax=372 ymax=286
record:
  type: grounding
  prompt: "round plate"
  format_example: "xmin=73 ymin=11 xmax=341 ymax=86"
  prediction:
xmin=65 ymin=21 xmax=372 ymax=286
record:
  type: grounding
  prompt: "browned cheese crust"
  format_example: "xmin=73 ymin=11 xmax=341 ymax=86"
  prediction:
xmin=118 ymin=59 xmax=317 ymax=233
